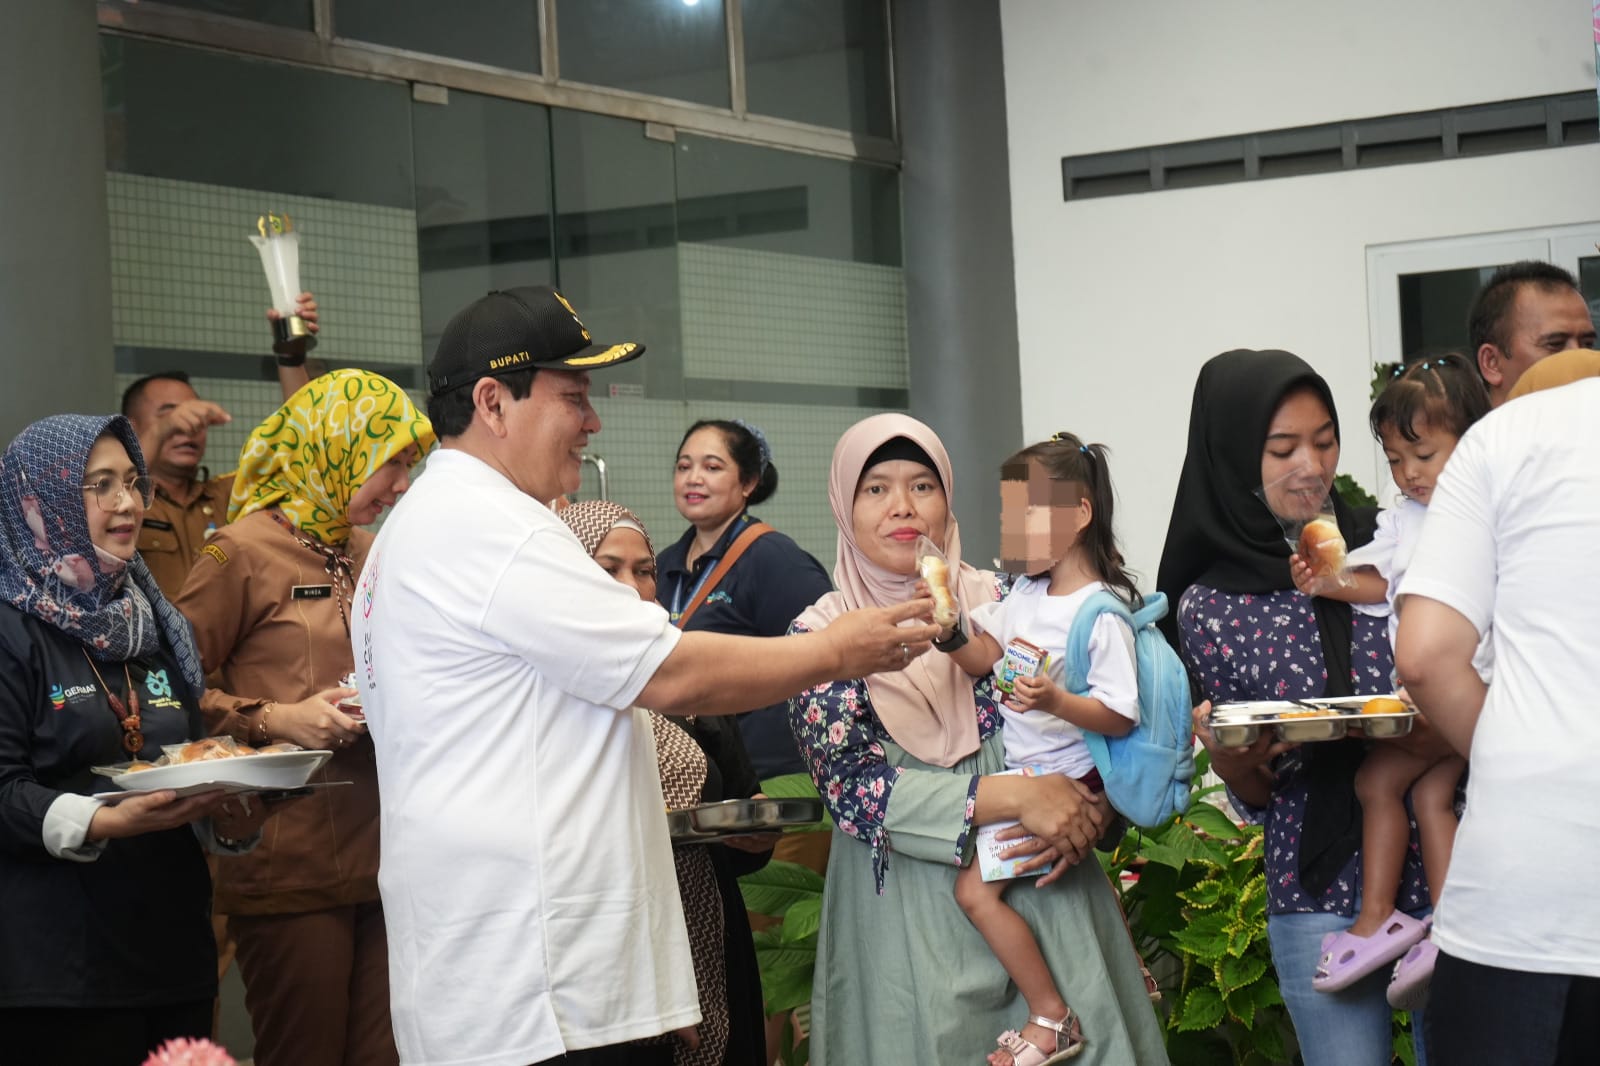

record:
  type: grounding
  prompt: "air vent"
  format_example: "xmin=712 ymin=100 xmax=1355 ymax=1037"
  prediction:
xmin=1062 ymin=91 xmax=1597 ymax=201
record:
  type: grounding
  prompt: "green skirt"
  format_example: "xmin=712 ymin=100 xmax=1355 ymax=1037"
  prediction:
xmin=809 ymin=731 xmax=1170 ymax=1065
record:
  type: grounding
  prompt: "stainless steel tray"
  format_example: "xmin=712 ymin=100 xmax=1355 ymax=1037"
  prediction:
xmin=1209 ymin=696 xmax=1415 ymax=746
xmin=667 ymin=797 xmax=824 ymax=842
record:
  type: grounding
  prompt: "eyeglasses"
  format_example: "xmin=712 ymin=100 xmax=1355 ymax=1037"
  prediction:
xmin=81 ymin=475 xmax=154 ymax=511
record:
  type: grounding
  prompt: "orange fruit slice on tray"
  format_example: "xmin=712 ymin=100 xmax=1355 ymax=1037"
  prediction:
xmin=1362 ymin=697 xmax=1407 ymax=715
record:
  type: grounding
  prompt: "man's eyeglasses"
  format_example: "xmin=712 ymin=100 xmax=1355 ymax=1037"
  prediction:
xmin=81 ymin=475 xmax=154 ymax=511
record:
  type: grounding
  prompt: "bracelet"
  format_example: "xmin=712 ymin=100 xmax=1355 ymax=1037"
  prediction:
xmin=255 ymin=701 xmax=277 ymax=744
xmin=276 ymin=351 xmax=307 ymax=368
xmin=932 ymin=626 xmax=969 ymax=653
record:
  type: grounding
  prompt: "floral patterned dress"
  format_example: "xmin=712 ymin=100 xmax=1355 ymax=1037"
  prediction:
xmin=786 ymin=577 xmax=1169 ymax=1066
xmin=1178 ymin=583 xmax=1430 ymax=917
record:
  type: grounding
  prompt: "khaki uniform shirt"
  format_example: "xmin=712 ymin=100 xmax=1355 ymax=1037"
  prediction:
xmin=140 ymin=472 xmax=235 ymax=600
xmin=173 ymin=510 xmax=379 ymax=916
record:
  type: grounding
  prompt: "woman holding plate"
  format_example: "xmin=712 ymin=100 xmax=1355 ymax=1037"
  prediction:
xmin=0 ymin=414 xmax=268 ymax=1065
xmin=174 ymin=370 xmax=434 ymax=1066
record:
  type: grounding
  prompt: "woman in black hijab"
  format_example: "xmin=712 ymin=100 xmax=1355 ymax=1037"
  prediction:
xmin=1156 ymin=350 xmax=1431 ymax=1066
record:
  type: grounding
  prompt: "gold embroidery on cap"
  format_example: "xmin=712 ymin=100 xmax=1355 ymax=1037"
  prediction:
xmin=564 ymin=343 xmax=637 ymax=367
xmin=551 ymin=290 xmax=593 ymax=342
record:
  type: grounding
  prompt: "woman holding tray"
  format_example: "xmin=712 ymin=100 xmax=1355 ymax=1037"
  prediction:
xmin=0 ymin=414 xmax=269 ymax=1064
xmin=174 ymin=370 xmax=434 ymax=1066
xmin=559 ymin=498 xmax=772 ymax=1066
xmin=1154 ymin=349 xmax=1430 ymax=1066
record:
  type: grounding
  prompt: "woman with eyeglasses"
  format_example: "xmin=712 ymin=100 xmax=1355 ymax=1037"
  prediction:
xmin=173 ymin=370 xmax=434 ymax=1066
xmin=0 ymin=414 xmax=274 ymax=1065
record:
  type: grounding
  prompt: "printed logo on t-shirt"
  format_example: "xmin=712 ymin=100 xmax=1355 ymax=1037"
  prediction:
xmin=49 ymin=682 xmax=97 ymax=710
xmin=706 ymin=591 xmax=733 ymax=607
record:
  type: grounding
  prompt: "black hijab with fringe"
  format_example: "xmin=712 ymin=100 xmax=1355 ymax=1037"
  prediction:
xmin=1156 ymin=349 xmax=1379 ymax=899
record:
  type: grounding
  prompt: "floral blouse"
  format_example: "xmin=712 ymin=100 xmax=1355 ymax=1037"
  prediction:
xmin=788 ymin=575 xmax=1010 ymax=893
xmin=1179 ymin=583 xmax=1431 ymax=917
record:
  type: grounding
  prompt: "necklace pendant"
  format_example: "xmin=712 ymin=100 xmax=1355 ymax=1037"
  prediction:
xmin=123 ymin=731 xmax=145 ymax=754
xmin=124 ymin=714 xmax=141 ymax=731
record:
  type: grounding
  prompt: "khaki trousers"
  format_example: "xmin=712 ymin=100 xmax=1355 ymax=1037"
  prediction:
xmin=230 ymin=901 xmax=398 ymax=1066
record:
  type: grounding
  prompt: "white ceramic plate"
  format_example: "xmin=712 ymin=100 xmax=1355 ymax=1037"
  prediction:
xmin=101 ymin=750 xmax=332 ymax=792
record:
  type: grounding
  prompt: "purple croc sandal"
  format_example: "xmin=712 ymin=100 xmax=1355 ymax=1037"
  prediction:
xmin=1387 ymin=929 xmax=1439 ymax=1011
xmin=1312 ymin=910 xmax=1430 ymax=993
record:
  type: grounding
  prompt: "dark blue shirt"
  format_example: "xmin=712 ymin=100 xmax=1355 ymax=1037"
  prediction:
xmin=657 ymin=513 xmax=833 ymax=780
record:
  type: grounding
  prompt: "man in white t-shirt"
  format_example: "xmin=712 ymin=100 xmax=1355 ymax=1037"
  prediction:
xmin=350 ymin=285 xmax=940 ymax=1066
xmin=1395 ymin=372 xmax=1600 ymax=1065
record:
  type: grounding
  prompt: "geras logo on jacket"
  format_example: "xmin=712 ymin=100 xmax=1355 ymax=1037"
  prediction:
xmin=49 ymin=684 xmax=65 ymax=710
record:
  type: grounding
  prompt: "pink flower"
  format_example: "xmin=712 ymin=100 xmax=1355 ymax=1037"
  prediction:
xmin=805 ymin=705 xmax=822 ymax=724
xmin=827 ymin=721 xmax=847 ymax=745
xmin=143 ymin=1037 xmax=237 ymax=1066
xmin=870 ymin=777 xmax=885 ymax=797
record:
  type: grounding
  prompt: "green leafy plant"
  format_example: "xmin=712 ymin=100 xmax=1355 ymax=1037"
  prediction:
xmin=1099 ymin=751 xmax=1293 ymax=1066
xmin=1334 ymin=473 xmax=1378 ymax=510
xmin=739 ymin=772 xmax=829 ymax=1066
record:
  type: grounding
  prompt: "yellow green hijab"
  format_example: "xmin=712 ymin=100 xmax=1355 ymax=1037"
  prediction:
xmin=230 ymin=369 xmax=436 ymax=544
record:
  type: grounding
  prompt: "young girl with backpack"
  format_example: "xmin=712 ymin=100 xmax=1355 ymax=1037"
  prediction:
xmin=1298 ymin=355 xmax=1490 ymax=1008
xmin=933 ymin=432 xmax=1157 ymax=1066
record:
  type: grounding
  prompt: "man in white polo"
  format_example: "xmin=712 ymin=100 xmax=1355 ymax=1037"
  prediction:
xmin=1396 ymin=356 xmax=1600 ymax=1064
xmin=351 ymin=286 xmax=936 ymax=1066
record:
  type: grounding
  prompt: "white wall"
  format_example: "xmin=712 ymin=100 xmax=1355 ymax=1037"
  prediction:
xmin=1000 ymin=0 xmax=1600 ymax=588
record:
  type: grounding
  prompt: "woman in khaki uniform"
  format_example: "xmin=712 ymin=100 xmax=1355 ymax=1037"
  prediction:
xmin=174 ymin=369 xmax=434 ymax=1066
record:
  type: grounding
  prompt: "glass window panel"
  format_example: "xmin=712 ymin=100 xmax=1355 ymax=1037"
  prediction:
xmin=558 ymin=0 xmax=729 ymax=109
xmin=147 ymin=0 xmax=311 ymax=29
xmin=412 ymin=90 xmax=553 ymax=359
xmin=743 ymin=0 xmax=892 ymax=137
xmin=1397 ymin=267 xmax=1500 ymax=361
xmin=338 ymin=0 xmax=541 ymax=74
xmin=104 ymin=37 xmax=414 ymax=209
xmin=672 ymin=133 xmax=899 ymax=266
xmin=547 ymin=109 xmax=683 ymax=527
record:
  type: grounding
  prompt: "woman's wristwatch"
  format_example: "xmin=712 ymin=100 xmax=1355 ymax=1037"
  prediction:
xmin=933 ymin=626 xmax=968 ymax=653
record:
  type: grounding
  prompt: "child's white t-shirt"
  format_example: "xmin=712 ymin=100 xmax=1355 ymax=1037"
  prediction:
xmin=968 ymin=576 xmax=1139 ymax=779
xmin=1348 ymin=496 xmax=1493 ymax=682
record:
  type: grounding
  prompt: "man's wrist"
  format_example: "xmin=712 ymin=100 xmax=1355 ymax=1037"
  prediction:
xmin=275 ymin=351 xmax=307 ymax=368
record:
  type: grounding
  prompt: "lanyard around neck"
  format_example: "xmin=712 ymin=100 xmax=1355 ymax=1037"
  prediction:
xmin=669 ymin=513 xmax=751 ymax=623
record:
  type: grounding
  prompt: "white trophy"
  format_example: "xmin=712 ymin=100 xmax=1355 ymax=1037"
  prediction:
xmin=249 ymin=212 xmax=316 ymax=358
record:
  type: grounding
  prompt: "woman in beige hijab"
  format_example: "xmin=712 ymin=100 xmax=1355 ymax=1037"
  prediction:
xmin=788 ymin=414 xmax=1167 ymax=1065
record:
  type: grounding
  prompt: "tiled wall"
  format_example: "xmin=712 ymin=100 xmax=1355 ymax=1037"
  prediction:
xmin=679 ymin=243 xmax=908 ymax=388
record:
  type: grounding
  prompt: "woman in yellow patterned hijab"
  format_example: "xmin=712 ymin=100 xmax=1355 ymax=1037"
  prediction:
xmin=230 ymin=368 xmax=436 ymax=543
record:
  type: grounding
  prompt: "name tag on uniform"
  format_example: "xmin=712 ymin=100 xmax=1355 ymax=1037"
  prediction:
xmin=292 ymin=584 xmax=334 ymax=600
xmin=143 ymin=518 xmax=175 ymax=532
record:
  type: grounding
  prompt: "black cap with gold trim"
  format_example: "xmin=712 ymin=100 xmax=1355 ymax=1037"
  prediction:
xmin=427 ymin=285 xmax=644 ymax=396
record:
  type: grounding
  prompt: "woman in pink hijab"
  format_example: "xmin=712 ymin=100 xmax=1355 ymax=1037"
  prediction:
xmin=788 ymin=414 xmax=1167 ymax=1065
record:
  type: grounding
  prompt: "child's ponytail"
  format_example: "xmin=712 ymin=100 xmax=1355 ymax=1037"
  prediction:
xmin=1001 ymin=432 xmax=1143 ymax=609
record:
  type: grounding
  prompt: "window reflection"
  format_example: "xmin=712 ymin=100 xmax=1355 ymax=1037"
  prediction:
xmin=414 ymin=91 xmax=554 ymax=358
xmin=339 ymin=0 xmax=541 ymax=74
xmin=558 ymin=0 xmax=729 ymax=109
xmin=743 ymin=0 xmax=892 ymax=136
xmin=148 ymin=0 xmax=311 ymax=30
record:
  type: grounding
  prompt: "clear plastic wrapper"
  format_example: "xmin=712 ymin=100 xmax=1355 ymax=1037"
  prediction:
xmin=1256 ymin=468 xmax=1354 ymax=591
xmin=915 ymin=534 xmax=960 ymax=629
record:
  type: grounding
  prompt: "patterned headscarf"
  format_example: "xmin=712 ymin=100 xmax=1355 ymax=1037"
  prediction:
xmin=557 ymin=498 xmax=655 ymax=558
xmin=230 ymin=369 xmax=436 ymax=544
xmin=0 ymin=415 xmax=205 ymax=693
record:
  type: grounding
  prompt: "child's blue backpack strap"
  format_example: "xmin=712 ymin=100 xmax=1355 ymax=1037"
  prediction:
xmin=1062 ymin=590 xmax=1195 ymax=827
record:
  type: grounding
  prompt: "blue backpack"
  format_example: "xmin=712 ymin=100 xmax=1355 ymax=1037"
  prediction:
xmin=1061 ymin=590 xmax=1194 ymax=828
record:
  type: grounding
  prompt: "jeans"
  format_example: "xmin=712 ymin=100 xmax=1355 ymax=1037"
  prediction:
xmin=1268 ymin=909 xmax=1430 ymax=1066
xmin=1427 ymin=952 xmax=1600 ymax=1066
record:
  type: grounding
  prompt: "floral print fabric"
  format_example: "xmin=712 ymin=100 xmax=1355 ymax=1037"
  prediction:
xmin=1178 ymin=582 xmax=1430 ymax=916
xmin=789 ymin=573 xmax=1010 ymax=893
